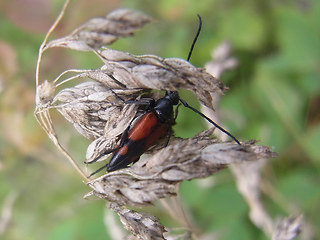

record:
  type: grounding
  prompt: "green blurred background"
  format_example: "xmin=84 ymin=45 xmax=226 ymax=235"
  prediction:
xmin=0 ymin=0 xmax=319 ymax=239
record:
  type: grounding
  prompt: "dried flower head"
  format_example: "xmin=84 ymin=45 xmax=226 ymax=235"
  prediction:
xmin=86 ymin=131 xmax=276 ymax=207
xmin=35 ymin=3 xmax=280 ymax=239
xmin=44 ymin=8 xmax=152 ymax=51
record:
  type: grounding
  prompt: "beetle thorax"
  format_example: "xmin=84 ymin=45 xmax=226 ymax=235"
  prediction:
xmin=153 ymin=98 xmax=174 ymax=123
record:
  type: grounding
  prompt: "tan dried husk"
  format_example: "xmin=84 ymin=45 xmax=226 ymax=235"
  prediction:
xmin=37 ymin=49 xmax=226 ymax=164
xmin=94 ymin=49 xmax=225 ymax=108
xmin=85 ymin=130 xmax=276 ymax=207
xmin=34 ymin=6 xmax=154 ymax=180
xmin=44 ymin=49 xmax=225 ymax=163
xmin=56 ymin=83 xmax=144 ymax=138
xmin=109 ymin=202 xmax=166 ymax=240
xmin=44 ymin=8 xmax=152 ymax=51
xmin=204 ymin=41 xmax=304 ymax=240
xmin=272 ymin=216 xmax=303 ymax=240
xmin=35 ymin=4 xmax=280 ymax=240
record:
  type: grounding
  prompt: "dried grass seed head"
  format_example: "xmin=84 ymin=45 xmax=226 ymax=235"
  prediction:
xmin=53 ymin=81 xmax=144 ymax=140
xmin=35 ymin=5 xmax=281 ymax=239
xmin=44 ymin=8 xmax=152 ymax=51
xmin=48 ymin=46 xmax=228 ymax=162
xmin=35 ymin=6 xmax=230 ymax=169
xmin=109 ymin=202 xmax=166 ymax=240
xmin=87 ymin=130 xmax=276 ymax=207
xmin=96 ymin=48 xmax=226 ymax=109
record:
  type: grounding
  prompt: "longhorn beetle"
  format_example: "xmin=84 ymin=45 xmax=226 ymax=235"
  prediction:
xmin=87 ymin=15 xmax=240 ymax=177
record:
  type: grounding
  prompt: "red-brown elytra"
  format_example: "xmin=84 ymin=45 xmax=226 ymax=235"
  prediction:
xmin=87 ymin=15 xmax=241 ymax=177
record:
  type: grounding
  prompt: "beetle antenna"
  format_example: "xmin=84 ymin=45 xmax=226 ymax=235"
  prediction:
xmin=179 ymin=99 xmax=241 ymax=144
xmin=187 ymin=14 xmax=202 ymax=61
xmin=184 ymin=15 xmax=240 ymax=144
xmin=88 ymin=164 xmax=108 ymax=178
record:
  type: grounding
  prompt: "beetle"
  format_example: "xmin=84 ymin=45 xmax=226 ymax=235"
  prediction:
xmin=87 ymin=90 xmax=240 ymax=176
xmin=87 ymin=16 xmax=240 ymax=177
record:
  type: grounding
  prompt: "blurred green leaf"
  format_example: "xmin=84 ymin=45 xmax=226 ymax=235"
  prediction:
xmin=278 ymin=168 xmax=320 ymax=214
xmin=275 ymin=6 xmax=320 ymax=71
xmin=302 ymin=124 xmax=320 ymax=163
xmin=48 ymin=220 xmax=77 ymax=240
xmin=218 ymin=7 xmax=266 ymax=51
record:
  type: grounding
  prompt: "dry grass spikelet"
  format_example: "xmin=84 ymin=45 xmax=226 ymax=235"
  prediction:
xmin=34 ymin=2 xmax=286 ymax=239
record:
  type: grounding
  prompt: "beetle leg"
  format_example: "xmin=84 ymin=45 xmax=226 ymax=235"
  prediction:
xmin=106 ymin=74 xmax=127 ymax=88
xmin=87 ymin=163 xmax=109 ymax=178
xmin=163 ymin=128 xmax=173 ymax=147
xmin=107 ymin=157 xmax=140 ymax=172
xmin=158 ymin=104 xmax=178 ymax=147
xmin=84 ymin=145 xmax=122 ymax=164
xmin=110 ymin=89 xmax=155 ymax=107
xmin=85 ymin=124 xmax=131 ymax=164
xmin=173 ymin=103 xmax=181 ymax=120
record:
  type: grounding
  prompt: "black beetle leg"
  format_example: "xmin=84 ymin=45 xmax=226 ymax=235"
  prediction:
xmin=85 ymin=124 xmax=131 ymax=164
xmin=110 ymin=89 xmax=155 ymax=107
xmin=87 ymin=164 xmax=109 ymax=178
xmin=163 ymin=128 xmax=173 ymax=148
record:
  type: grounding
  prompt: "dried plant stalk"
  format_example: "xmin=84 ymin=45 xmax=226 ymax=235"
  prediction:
xmin=86 ymin=130 xmax=276 ymax=207
xmin=44 ymin=8 xmax=152 ymax=51
xmin=272 ymin=216 xmax=303 ymax=240
xmin=108 ymin=202 xmax=166 ymax=240
xmin=38 ymin=51 xmax=226 ymax=164
xmin=54 ymin=82 xmax=143 ymax=140
xmin=204 ymin=43 xmax=304 ymax=240
xmin=35 ymin=5 xmax=154 ymax=179
xmin=0 ymin=192 xmax=18 ymax=235
xmin=95 ymin=48 xmax=225 ymax=108
xmin=231 ymin=160 xmax=274 ymax=235
xmin=35 ymin=2 xmax=281 ymax=239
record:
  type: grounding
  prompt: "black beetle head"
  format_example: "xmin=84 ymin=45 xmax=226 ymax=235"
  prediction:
xmin=165 ymin=91 xmax=179 ymax=105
